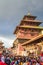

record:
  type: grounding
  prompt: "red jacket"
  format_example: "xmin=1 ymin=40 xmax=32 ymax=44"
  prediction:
xmin=0 ymin=61 xmax=7 ymax=65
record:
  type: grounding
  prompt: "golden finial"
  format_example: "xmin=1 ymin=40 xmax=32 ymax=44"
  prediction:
xmin=27 ymin=13 xmax=31 ymax=16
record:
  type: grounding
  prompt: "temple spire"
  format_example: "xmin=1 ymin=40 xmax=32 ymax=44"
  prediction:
xmin=27 ymin=12 xmax=31 ymax=16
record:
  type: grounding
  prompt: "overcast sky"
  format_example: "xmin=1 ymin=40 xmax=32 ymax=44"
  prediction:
xmin=0 ymin=0 xmax=43 ymax=48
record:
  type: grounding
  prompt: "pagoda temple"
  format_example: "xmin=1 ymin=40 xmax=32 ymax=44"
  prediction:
xmin=13 ymin=13 xmax=43 ymax=54
xmin=0 ymin=41 xmax=5 ymax=53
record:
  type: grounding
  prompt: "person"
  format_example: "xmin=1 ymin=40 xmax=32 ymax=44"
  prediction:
xmin=0 ymin=53 xmax=2 ymax=61
xmin=32 ymin=60 xmax=36 ymax=65
xmin=10 ymin=61 xmax=15 ymax=65
xmin=10 ymin=58 xmax=15 ymax=65
xmin=19 ymin=60 xmax=23 ymax=65
xmin=14 ymin=60 xmax=19 ymax=65
xmin=0 ymin=61 xmax=7 ymax=65
xmin=23 ymin=59 xmax=27 ymax=65
xmin=1 ymin=55 xmax=5 ymax=63
xmin=5 ymin=55 xmax=11 ymax=65
xmin=36 ymin=60 xmax=40 ymax=65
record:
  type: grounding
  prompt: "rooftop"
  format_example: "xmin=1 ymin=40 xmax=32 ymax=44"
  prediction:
xmin=14 ymin=25 xmax=43 ymax=34
xmin=20 ymin=20 xmax=42 ymax=25
xmin=18 ymin=25 xmax=43 ymax=29
xmin=0 ymin=41 xmax=3 ymax=44
xmin=23 ymin=13 xmax=37 ymax=20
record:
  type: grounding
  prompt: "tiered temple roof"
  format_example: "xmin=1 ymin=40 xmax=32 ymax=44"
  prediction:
xmin=14 ymin=26 xmax=43 ymax=34
xmin=20 ymin=20 xmax=42 ymax=25
xmin=14 ymin=13 xmax=43 ymax=34
xmin=23 ymin=13 xmax=37 ymax=20
xmin=13 ymin=13 xmax=43 ymax=50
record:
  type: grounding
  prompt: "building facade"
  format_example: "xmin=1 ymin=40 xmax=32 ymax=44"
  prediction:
xmin=13 ymin=13 xmax=43 ymax=55
xmin=0 ymin=41 xmax=5 ymax=53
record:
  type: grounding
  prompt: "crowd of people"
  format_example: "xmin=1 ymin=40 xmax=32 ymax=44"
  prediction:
xmin=0 ymin=52 xmax=43 ymax=65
